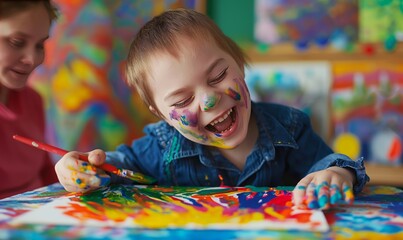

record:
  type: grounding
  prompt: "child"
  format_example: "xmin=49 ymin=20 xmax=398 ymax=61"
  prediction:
xmin=55 ymin=9 xmax=369 ymax=209
xmin=0 ymin=0 xmax=59 ymax=199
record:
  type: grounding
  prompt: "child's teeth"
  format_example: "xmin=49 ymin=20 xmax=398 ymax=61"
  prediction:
xmin=210 ymin=109 xmax=232 ymax=126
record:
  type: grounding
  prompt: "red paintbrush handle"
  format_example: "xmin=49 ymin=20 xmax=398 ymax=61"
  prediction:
xmin=13 ymin=135 xmax=118 ymax=174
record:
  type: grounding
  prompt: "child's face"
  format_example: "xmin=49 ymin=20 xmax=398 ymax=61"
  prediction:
xmin=148 ymin=37 xmax=251 ymax=149
xmin=0 ymin=4 xmax=50 ymax=90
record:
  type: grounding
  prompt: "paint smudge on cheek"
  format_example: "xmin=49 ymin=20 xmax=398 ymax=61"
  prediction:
xmin=177 ymin=125 xmax=208 ymax=142
xmin=169 ymin=109 xmax=180 ymax=121
xmin=175 ymin=123 xmax=229 ymax=148
xmin=225 ymin=88 xmax=241 ymax=101
xmin=169 ymin=108 xmax=229 ymax=148
xmin=233 ymin=79 xmax=250 ymax=109
xmin=170 ymin=109 xmax=198 ymax=127
xmin=180 ymin=109 xmax=198 ymax=127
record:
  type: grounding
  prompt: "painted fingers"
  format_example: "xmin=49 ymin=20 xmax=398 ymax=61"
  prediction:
xmin=55 ymin=150 xmax=110 ymax=193
xmin=292 ymin=170 xmax=354 ymax=209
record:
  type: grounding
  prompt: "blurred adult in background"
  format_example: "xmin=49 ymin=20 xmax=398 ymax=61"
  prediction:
xmin=0 ymin=0 xmax=59 ymax=198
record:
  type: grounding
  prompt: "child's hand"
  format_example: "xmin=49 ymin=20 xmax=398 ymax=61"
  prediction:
xmin=55 ymin=149 xmax=110 ymax=193
xmin=292 ymin=166 xmax=355 ymax=209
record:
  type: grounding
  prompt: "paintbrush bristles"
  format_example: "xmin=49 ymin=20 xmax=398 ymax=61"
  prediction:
xmin=116 ymin=168 xmax=156 ymax=184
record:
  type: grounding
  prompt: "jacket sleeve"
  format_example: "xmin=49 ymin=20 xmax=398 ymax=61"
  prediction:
xmin=309 ymin=154 xmax=370 ymax=194
xmin=285 ymin=108 xmax=369 ymax=194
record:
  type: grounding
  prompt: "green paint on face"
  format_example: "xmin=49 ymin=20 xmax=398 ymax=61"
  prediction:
xmin=203 ymin=95 xmax=217 ymax=111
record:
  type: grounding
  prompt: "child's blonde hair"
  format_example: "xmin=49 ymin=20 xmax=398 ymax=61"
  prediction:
xmin=125 ymin=8 xmax=247 ymax=118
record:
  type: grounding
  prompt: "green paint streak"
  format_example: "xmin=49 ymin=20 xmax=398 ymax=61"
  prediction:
xmin=79 ymin=185 xmax=138 ymax=207
xmin=125 ymin=171 xmax=156 ymax=184
xmin=136 ymin=188 xmax=171 ymax=201
xmin=81 ymin=45 xmax=107 ymax=66
xmin=164 ymin=136 xmax=180 ymax=178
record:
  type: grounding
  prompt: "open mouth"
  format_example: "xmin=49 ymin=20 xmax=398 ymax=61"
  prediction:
xmin=205 ymin=107 xmax=237 ymax=134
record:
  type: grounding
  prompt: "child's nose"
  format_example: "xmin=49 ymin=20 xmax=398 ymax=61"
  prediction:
xmin=201 ymin=92 xmax=221 ymax=111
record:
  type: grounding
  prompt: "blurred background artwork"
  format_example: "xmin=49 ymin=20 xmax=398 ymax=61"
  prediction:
xmin=245 ymin=62 xmax=332 ymax=141
xmin=253 ymin=0 xmax=403 ymax=52
xmin=254 ymin=0 xmax=358 ymax=50
xmin=330 ymin=61 xmax=403 ymax=165
xmin=29 ymin=0 xmax=204 ymax=157
xmin=359 ymin=0 xmax=403 ymax=44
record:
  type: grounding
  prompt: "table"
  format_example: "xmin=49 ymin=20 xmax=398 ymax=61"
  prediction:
xmin=0 ymin=184 xmax=402 ymax=239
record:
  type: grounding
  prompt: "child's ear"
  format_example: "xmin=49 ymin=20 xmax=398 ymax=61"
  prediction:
xmin=149 ymin=105 xmax=171 ymax=125
xmin=149 ymin=105 xmax=158 ymax=116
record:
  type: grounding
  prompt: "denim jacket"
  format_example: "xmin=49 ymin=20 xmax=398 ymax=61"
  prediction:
xmin=106 ymin=102 xmax=369 ymax=193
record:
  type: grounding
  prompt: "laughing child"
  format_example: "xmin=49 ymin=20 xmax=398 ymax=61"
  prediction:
xmin=55 ymin=9 xmax=369 ymax=209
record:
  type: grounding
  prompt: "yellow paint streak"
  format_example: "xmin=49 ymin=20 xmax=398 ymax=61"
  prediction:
xmin=333 ymin=228 xmax=403 ymax=240
xmin=134 ymin=205 xmax=231 ymax=228
xmin=237 ymin=212 xmax=264 ymax=224
xmin=52 ymin=63 xmax=93 ymax=111
xmin=104 ymin=208 xmax=127 ymax=222
xmin=264 ymin=207 xmax=286 ymax=220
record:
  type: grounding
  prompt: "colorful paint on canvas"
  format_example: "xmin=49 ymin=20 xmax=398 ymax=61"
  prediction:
xmin=12 ymin=185 xmax=329 ymax=231
xmin=3 ymin=185 xmax=403 ymax=239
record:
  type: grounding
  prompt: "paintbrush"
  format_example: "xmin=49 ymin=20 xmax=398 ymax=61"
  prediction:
xmin=13 ymin=134 xmax=156 ymax=184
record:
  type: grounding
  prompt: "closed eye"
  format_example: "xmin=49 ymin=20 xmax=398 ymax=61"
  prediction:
xmin=9 ymin=38 xmax=25 ymax=48
xmin=172 ymin=95 xmax=195 ymax=108
xmin=209 ymin=66 xmax=228 ymax=85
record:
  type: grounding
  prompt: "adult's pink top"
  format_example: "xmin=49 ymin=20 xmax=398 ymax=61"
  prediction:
xmin=0 ymin=87 xmax=58 ymax=199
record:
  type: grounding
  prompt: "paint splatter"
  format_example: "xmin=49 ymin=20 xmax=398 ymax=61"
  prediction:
xmin=52 ymin=185 xmax=326 ymax=230
xmin=343 ymin=186 xmax=354 ymax=204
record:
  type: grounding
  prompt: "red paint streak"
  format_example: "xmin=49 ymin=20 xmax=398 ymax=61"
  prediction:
xmin=218 ymin=174 xmax=225 ymax=187
xmin=246 ymin=192 xmax=257 ymax=199
xmin=58 ymin=203 xmax=107 ymax=221
xmin=388 ymin=137 xmax=402 ymax=161
xmin=293 ymin=212 xmax=314 ymax=223
xmin=2 ymin=209 xmax=29 ymax=218
xmin=266 ymin=192 xmax=292 ymax=206
xmin=324 ymin=210 xmax=338 ymax=225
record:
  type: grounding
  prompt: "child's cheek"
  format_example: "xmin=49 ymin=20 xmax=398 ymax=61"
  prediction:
xmin=229 ymin=78 xmax=249 ymax=109
xmin=169 ymin=108 xmax=198 ymax=128
xmin=225 ymin=87 xmax=241 ymax=101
